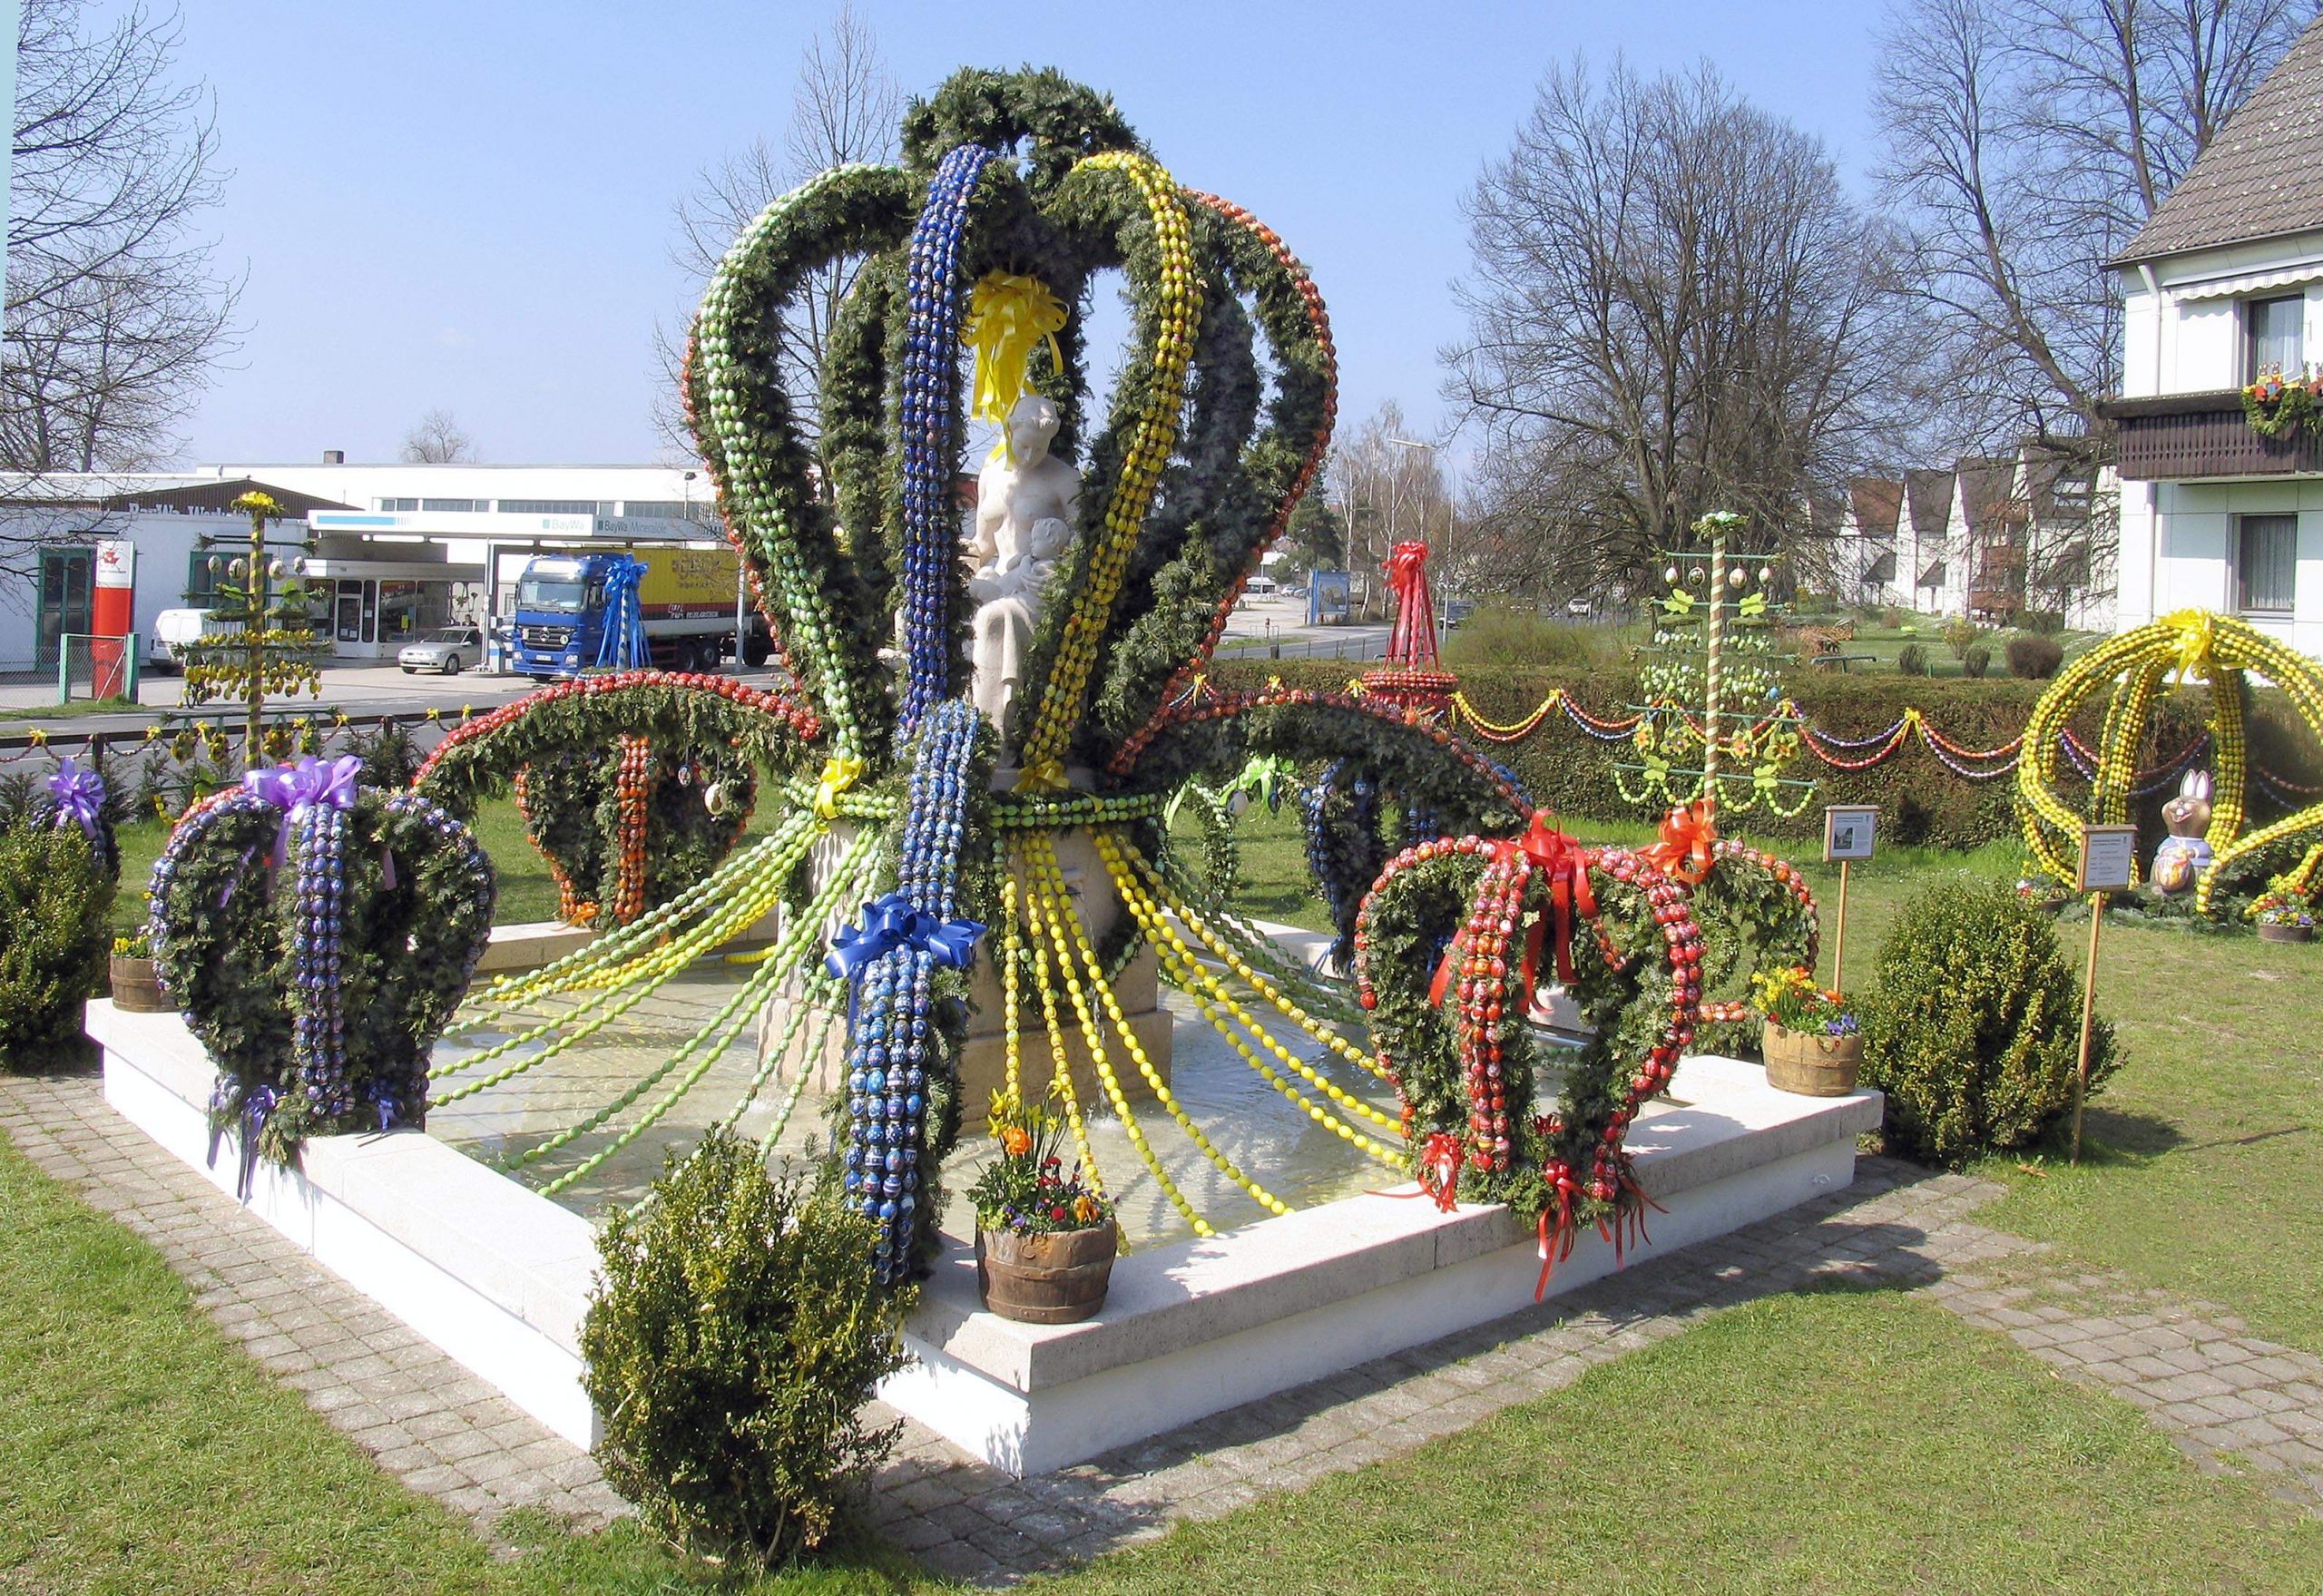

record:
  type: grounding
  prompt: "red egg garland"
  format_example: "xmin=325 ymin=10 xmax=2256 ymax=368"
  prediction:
xmin=1355 ymin=826 xmax=1701 ymax=1298
xmin=610 ymin=733 xmax=653 ymax=925
xmin=413 ymin=670 xmax=819 ymax=788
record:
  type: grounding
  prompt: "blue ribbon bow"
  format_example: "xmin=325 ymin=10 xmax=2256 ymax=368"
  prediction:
xmin=206 ymin=1081 xmax=279 ymax=1203
xmin=824 ymin=893 xmax=986 ymax=981
xmin=45 ymin=758 xmax=104 ymax=840
xmin=593 ymin=555 xmax=651 ymax=670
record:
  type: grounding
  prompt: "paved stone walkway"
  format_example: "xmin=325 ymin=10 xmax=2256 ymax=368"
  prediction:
xmin=5 ymin=1068 xmax=2321 ymax=1586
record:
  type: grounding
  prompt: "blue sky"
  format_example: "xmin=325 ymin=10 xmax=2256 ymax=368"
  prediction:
xmin=171 ymin=0 xmax=1887 ymax=466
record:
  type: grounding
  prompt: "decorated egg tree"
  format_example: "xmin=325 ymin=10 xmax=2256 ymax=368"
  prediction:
xmin=1619 ymin=510 xmax=1811 ymax=819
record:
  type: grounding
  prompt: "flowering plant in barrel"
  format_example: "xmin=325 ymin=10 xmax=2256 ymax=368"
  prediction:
xmin=1750 ymin=964 xmax=1857 ymax=1038
xmin=969 ymin=1087 xmax=1117 ymax=1324
xmin=967 ymin=1088 xmax=1112 ymax=1238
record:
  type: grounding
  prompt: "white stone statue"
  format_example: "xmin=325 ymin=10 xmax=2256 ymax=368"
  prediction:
xmin=965 ymin=396 xmax=1080 ymax=745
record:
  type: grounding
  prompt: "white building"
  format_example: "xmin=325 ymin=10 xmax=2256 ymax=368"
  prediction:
xmin=1833 ymin=452 xmax=2110 ymax=629
xmin=0 ymin=458 xmax=721 ymax=672
xmin=2112 ymin=15 xmax=2323 ymax=655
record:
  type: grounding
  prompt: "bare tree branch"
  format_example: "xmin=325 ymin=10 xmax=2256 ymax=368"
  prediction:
xmin=399 ymin=407 xmax=476 ymax=464
xmin=1872 ymin=0 xmax=2306 ymax=453
xmin=2 ymin=0 xmax=238 ymax=478
xmin=1444 ymin=57 xmax=1912 ymax=603
xmin=649 ymin=3 xmax=899 ymax=474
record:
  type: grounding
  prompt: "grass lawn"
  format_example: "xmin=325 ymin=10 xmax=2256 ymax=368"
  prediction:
xmin=0 ymin=1130 xmax=920 ymax=1596
xmin=5 ymin=1120 xmax=2318 ymax=1594
xmin=1064 ymin=1287 xmax=2323 ymax=1596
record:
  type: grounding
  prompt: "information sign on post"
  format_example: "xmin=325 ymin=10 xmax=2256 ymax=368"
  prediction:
xmin=1822 ymin=806 xmax=1877 ymax=991
xmin=2075 ymin=824 xmax=2136 ymax=894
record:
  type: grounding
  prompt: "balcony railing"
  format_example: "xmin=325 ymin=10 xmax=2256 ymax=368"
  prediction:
xmin=2107 ymin=389 xmax=2323 ymax=480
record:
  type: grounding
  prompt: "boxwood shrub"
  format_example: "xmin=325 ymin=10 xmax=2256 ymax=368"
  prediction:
xmin=582 ymin=1131 xmax=910 ymax=1566
xmin=1859 ymin=877 xmax=2115 ymax=1166
xmin=0 ymin=822 xmax=111 ymax=1066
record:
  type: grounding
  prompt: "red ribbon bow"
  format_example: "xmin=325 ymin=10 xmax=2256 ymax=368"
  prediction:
xmin=1645 ymin=800 xmax=1717 ymax=887
xmin=1426 ymin=814 xmax=1598 ymax=1009
xmin=1519 ymin=812 xmax=1596 ymax=987
xmin=1417 ymin=1131 xmax=1465 ymax=1212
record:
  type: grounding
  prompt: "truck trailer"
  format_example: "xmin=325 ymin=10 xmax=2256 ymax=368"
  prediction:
xmin=505 ymin=547 xmax=770 ymax=679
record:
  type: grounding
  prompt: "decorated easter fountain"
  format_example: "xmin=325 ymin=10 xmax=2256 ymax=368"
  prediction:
xmin=93 ymin=67 xmax=1879 ymax=1477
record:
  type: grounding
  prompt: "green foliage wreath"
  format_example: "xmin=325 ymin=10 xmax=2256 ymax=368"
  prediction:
xmin=148 ymin=787 xmax=495 ymax=1165
xmin=1354 ymin=833 xmax=1702 ymax=1274
xmin=1687 ymin=839 xmax=1821 ymax=1055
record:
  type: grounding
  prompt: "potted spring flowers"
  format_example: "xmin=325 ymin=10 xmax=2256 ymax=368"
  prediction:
xmin=968 ymin=1090 xmax=1118 ymax=1325
xmin=109 ymin=924 xmax=170 ymax=1013
xmin=2251 ymin=886 xmax=2316 ymax=945
xmin=1751 ymin=964 xmax=1862 ymax=1096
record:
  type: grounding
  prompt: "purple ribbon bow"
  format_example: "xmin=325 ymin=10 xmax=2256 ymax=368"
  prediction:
xmin=242 ymin=755 xmax=363 ymax=869
xmin=45 ymin=758 xmax=104 ymax=840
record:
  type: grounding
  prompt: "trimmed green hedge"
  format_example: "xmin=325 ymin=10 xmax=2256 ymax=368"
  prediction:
xmin=1209 ymin=661 xmax=2323 ymax=854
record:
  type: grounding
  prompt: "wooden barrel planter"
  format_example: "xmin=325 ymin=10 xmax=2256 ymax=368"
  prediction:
xmin=1761 ymin=1021 xmax=1862 ymax=1097
xmin=2259 ymin=922 xmax=2315 ymax=945
xmin=976 ymin=1221 xmax=1119 ymax=1325
xmin=109 ymin=955 xmax=172 ymax=1013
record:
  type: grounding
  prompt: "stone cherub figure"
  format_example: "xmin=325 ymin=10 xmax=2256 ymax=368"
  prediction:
xmin=964 ymin=395 xmax=1080 ymax=746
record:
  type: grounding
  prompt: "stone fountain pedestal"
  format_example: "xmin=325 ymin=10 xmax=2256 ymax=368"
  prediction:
xmin=751 ymin=775 xmax=1172 ymax=1113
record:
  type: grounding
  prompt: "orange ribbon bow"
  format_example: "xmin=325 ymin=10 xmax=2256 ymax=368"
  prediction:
xmin=1645 ymin=800 xmax=1717 ymax=887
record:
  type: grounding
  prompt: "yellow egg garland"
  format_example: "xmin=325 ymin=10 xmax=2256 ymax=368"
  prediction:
xmin=1014 ymin=151 xmax=1202 ymax=779
xmin=2018 ymin=609 xmax=2323 ymax=911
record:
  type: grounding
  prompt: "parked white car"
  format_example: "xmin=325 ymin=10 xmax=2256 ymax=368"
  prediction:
xmin=397 ymin=626 xmax=483 ymax=675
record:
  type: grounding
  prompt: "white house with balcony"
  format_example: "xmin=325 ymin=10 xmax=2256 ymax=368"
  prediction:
xmin=2112 ymin=15 xmax=2323 ymax=655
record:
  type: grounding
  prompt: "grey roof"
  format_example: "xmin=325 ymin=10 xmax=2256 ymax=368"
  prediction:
xmin=2116 ymin=15 xmax=2323 ymax=264
xmin=1848 ymin=476 xmax=1902 ymax=537
xmin=1904 ymin=469 xmax=1955 ymax=537
xmin=1956 ymin=458 xmax=2025 ymax=539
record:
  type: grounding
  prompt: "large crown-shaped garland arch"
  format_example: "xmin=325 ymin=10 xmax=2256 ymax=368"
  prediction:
xmin=382 ymin=71 xmax=1689 ymax=1290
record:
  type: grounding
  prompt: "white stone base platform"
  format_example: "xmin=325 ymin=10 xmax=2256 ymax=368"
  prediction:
xmin=88 ymin=999 xmax=603 ymax=1450
xmin=88 ymin=988 xmax=1877 ymax=1480
xmin=884 ymin=1055 xmax=1880 ymax=1475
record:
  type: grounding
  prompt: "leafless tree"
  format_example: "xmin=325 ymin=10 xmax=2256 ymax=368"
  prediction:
xmin=1445 ymin=58 xmax=1911 ymax=604
xmin=651 ymin=4 xmax=899 ymax=472
xmin=1873 ymin=0 xmax=2307 ymax=453
xmin=399 ymin=407 xmax=476 ymax=464
xmin=1327 ymin=404 xmax=1465 ymax=619
xmin=2 ymin=0 xmax=237 ymax=475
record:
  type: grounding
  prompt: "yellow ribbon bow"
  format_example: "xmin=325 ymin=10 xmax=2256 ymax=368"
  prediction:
xmin=1015 ymin=757 xmax=1069 ymax=793
xmin=964 ymin=271 xmax=1068 ymax=459
xmin=813 ymin=753 xmax=866 ymax=818
xmin=2163 ymin=608 xmax=2216 ymax=687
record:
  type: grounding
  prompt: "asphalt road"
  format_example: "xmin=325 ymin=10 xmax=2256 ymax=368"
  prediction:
xmin=3 ymin=593 xmax=1390 ymax=743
